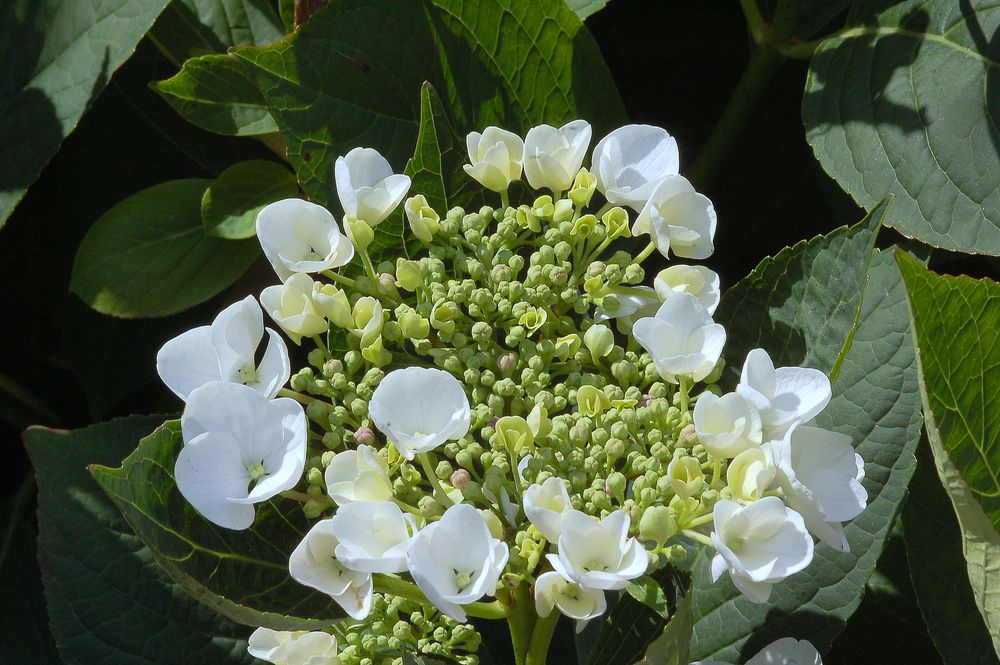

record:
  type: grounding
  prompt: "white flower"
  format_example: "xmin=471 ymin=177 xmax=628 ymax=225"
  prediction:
xmin=523 ymin=476 xmax=572 ymax=542
xmin=737 ymin=348 xmax=832 ymax=437
xmin=694 ymin=637 xmax=822 ymax=665
xmin=632 ymin=292 xmax=726 ymax=384
xmin=595 ymin=286 xmax=661 ymax=334
xmin=591 ymin=124 xmax=679 ymax=210
xmin=632 ymin=176 xmax=716 ymax=260
xmin=256 ymin=198 xmax=355 ymax=282
xmin=710 ymin=497 xmax=814 ymax=604
xmin=260 ymin=273 xmax=329 ymax=344
xmin=324 ymin=445 xmax=393 ymax=505
xmin=463 ymin=127 xmax=524 ymax=192
xmin=289 ymin=519 xmax=373 ymax=620
xmin=368 ymin=367 xmax=471 ymax=460
xmin=176 ymin=383 xmax=306 ymax=530
xmin=334 ymin=147 xmax=411 ymax=225
xmin=534 ymin=570 xmax=606 ymax=632
xmin=330 ymin=501 xmax=417 ymax=574
xmin=770 ymin=424 xmax=867 ymax=552
xmin=406 ymin=504 xmax=509 ymax=621
xmin=247 ymin=628 xmax=341 ymax=665
xmin=523 ymin=120 xmax=592 ymax=193
xmin=156 ymin=296 xmax=290 ymax=401
xmin=654 ymin=264 xmax=720 ymax=315
xmin=693 ymin=392 xmax=763 ymax=458
xmin=547 ymin=510 xmax=647 ymax=591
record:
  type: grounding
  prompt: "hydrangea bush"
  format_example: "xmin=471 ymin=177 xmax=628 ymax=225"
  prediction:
xmin=154 ymin=120 xmax=866 ymax=665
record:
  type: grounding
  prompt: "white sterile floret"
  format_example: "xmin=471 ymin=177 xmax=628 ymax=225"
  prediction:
xmin=247 ymin=627 xmax=341 ymax=665
xmin=737 ymin=348 xmax=832 ymax=437
xmin=693 ymin=391 xmax=763 ymax=458
xmin=368 ymin=367 xmax=471 ymax=459
xmin=406 ymin=504 xmax=509 ymax=622
xmin=591 ymin=124 xmax=679 ymax=211
xmin=632 ymin=292 xmax=726 ymax=384
xmin=694 ymin=636 xmax=822 ymax=665
xmin=289 ymin=519 xmax=373 ymax=620
xmin=324 ymin=444 xmax=393 ymax=505
xmin=710 ymin=497 xmax=814 ymax=604
xmin=653 ymin=264 xmax=720 ymax=315
xmin=632 ymin=175 xmax=716 ymax=260
xmin=770 ymin=423 xmax=867 ymax=552
xmin=594 ymin=286 xmax=660 ymax=334
xmin=334 ymin=147 xmax=411 ymax=226
xmin=523 ymin=120 xmax=592 ymax=193
xmin=330 ymin=501 xmax=417 ymax=574
xmin=176 ymin=383 xmax=307 ymax=530
xmin=463 ymin=127 xmax=524 ymax=192
xmin=156 ymin=296 xmax=290 ymax=401
xmin=256 ymin=198 xmax=355 ymax=282
xmin=260 ymin=272 xmax=330 ymax=344
xmin=534 ymin=570 xmax=607 ymax=632
xmin=523 ymin=476 xmax=572 ymax=542
xmin=548 ymin=509 xmax=647 ymax=591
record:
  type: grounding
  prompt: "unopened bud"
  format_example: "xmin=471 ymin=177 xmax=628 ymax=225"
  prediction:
xmin=481 ymin=510 xmax=504 ymax=539
xmin=498 ymin=352 xmax=518 ymax=377
xmin=450 ymin=469 xmax=472 ymax=489
xmin=584 ymin=324 xmax=615 ymax=363
xmin=568 ymin=167 xmax=597 ymax=207
xmin=639 ymin=505 xmax=678 ymax=547
xmin=345 ymin=216 xmax=375 ymax=252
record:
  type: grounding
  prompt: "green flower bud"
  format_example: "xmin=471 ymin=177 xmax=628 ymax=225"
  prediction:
xmin=404 ymin=194 xmax=441 ymax=243
xmin=606 ymin=471 xmax=627 ymax=503
xmin=430 ymin=299 xmax=458 ymax=334
xmin=495 ymin=416 xmax=534 ymax=453
xmin=312 ymin=283 xmax=355 ymax=329
xmin=450 ymin=469 xmax=472 ymax=490
xmin=639 ymin=505 xmax=678 ymax=547
xmin=602 ymin=206 xmax=631 ymax=240
xmin=515 ymin=205 xmax=542 ymax=232
xmin=398 ymin=310 xmax=430 ymax=340
xmin=518 ymin=306 xmax=547 ymax=336
xmin=570 ymin=213 xmax=597 ymax=238
xmin=668 ymin=456 xmax=704 ymax=499
xmin=531 ymin=195 xmax=555 ymax=220
xmin=576 ymin=384 xmax=610 ymax=417
xmin=498 ymin=352 xmax=518 ymax=377
xmin=552 ymin=198 xmax=575 ymax=224
xmin=361 ymin=335 xmax=391 ymax=366
xmin=554 ymin=333 xmax=581 ymax=360
xmin=346 ymin=216 xmax=375 ymax=252
xmin=481 ymin=510 xmax=504 ymax=539
xmin=726 ymin=447 xmax=775 ymax=503
xmin=527 ymin=403 xmax=551 ymax=439
xmin=568 ymin=167 xmax=597 ymax=207
xmin=584 ymin=324 xmax=615 ymax=363
xmin=352 ymin=297 xmax=384 ymax=348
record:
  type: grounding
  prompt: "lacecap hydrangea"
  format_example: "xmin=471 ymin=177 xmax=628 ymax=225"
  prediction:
xmin=155 ymin=120 xmax=867 ymax=665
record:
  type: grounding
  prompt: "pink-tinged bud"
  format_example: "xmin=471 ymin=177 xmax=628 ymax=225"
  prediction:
xmin=450 ymin=469 xmax=472 ymax=489
xmin=354 ymin=426 xmax=376 ymax=446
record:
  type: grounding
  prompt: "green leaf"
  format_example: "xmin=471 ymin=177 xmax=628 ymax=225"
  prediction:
xmin=904 ymin=440 xmax=1000 ymax=665
xmin=202 ymin=160 xmax=298 ymax=238
xmin=804 ymin=1 xmax=1000 ymax=255
xmin=0 ymin=0 xmax=171 ymax=227
xmin=565 ymin=0 xmax=609 ymax=20
xmin=688 ymin=245 xmax=923 ymax=660
xmin=24 ymin=416 xmax=254 ymax=664
xmin=898 ymin=252 xmax=1000 ymax=656
xmin=70 ymin=179 xmax=260 ymax=318
xmin=625 ymin=576 xmax=671 ymax=620
xmin=635 ymin=593 xmax=693 ymax=665
xmin=90 ymin=421 xmax=345 ymax=629
xmin=149 ymin=0 xmax=284 ymax=65
xmin=152 ymin=54 xmax=279 ymax=136
xmin=232 ymin=0 xmax=626 ymax=209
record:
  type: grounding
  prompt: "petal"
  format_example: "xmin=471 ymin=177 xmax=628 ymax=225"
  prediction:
xmin=182 ymin=381 xmax=258 ymax=444
xmin=211 ymin=296 xmax=265 ymax=383
xmin=335 ymin=155 xmax=359 ymax=218
xmin=156 ymin=326 xmax=221 ymax=401
xmin=773 ymin=366 xmax=832 ymax=424
xmin=255 ymin=328 xmax=291 ymax=398
xmin=175 ymin=432 xmax=254 ymax=530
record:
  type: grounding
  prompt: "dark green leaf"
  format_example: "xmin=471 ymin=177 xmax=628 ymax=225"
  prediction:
xmin=232 ymin=0 xmax=625 ymax=209
xmin=804 ymin=0 xmax=1000 ymax=255
xmin=625 ymin=576 xmax=671 ymax=620
xmin=24 ymin=416 xmax=254 ymax=664
xmin=565 ymin=0 xmax=609 ymax=21
xmin=635 ymin=593 xmax=693 ymax=665
xmin=70 ymin=179 xmax=260 ymax=318
xmin=90 ymin=421 xmax=344 ymax=629
xmin=279 ymin=0 xmax=295 ymax=32
xmin=0 ymin=0 xmax=171 ymax=226
xmin=202 ymin=160 xmax=298 ymax=238
xmin=689 ymin=245 xmax=923 ymax=660
xmin=898 ymin=252 xmax=1000 ymax=653
xmin=152 ymin=54 xmax=279 ymax=136
xmin=904 ymin=440 xmax=1000 ymax=665
xmin=149 ymin=0 xmax=284 ymax=65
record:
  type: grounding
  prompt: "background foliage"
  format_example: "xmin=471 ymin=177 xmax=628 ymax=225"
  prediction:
xmin=3 ymin=1 xmax=1000 ymax=664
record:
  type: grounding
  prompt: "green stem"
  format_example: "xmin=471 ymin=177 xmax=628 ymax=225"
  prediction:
xmin=525 ymin=608 xmax=559 ymax=665
xmin=710 ymin=456 xmax=723 ymax=489
xmin=686 ymin=512 xmax=716 ymax=528
xmin=634 ymin=241 xmax=657 ymax=264
xmin=500 ymin=190 xmax=511 ymax=210
xmin=594 ymin=201 xmax=614 ymax=219
xmin=311 ymin=335 xmax=330 ymax=358
xmin=280 ymin=490 xmax=314 ymax=503
xmin=418 ymin=453 xmax=455 ymax=508
xmin=509 ymin=450 xmax=524 ymax=496
xmin=677 ymin=376 xmax=691 ymax=414
xmin=392 ymin=498 xmax=424 ymax=517
xmin=323 ymin=270 xmax=356 ymax=288
xmin=373 ymin=576 xmax=510 ymax=618
xmin=507 ymin=584 xmax=536 ymax=665
xmin=682 ymin=529 xmax=715 ymax=548
xmin=738 ymin=0 xmax=766 ymax=43
xmin=278 ymin=388 xmax=316 ymax=405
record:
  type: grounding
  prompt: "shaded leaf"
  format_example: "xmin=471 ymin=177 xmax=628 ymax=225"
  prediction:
xmin=152 ymin=54 xmax=279 ymax=136
xmin=202 ymin=160 xmax=298 ymax=238
xmin=90 ymin=421 xmax=344 ymax=629
xmin=0 ymin=0 xmax=171 ymax=226
xmin=149 ymin=0 xmax=283 ymax=65
xmin=70 ymin=179 xmax=260 ymax=318
xmin=689 ymin=245 xmax=923 ymax=660
xmin=565 ymin=0 xmax=609 ymax=21
xmin=804 ymin=0 xmax=1000 ymax=255
xmin=24 ymin=416 xmax=254 ymax=664
xmin=635 ymin=593 xmax=693 ymax=665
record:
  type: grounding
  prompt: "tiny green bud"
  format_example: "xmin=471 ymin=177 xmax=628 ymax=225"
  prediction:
xmin=570 ymin=213 xmax=597 ymax=238
xmin=345 ymin=217 xmax=375 ymax=252
xmin=602 ymin=206 xmax=631 ymax=240
xmin=583 ymin=324 xmax=615 ymax=363
xmin=668 ymin=455 xmax=705 ymax=499
xmin=568 ymin=167 xmax=597 ymax=207
xmin=398 ymin=310 xmax=430 ymax=340
xmin=404 ymin=194 xmax=441 ymax=243
xmin=552 ymin=198 xmax=575 ymax=224
xmin=639 ymin=505 xmax=678 ymax=547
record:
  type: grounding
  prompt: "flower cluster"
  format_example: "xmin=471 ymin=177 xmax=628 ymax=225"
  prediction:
xmin=155 ymin=120 xmax=867 ymax=664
